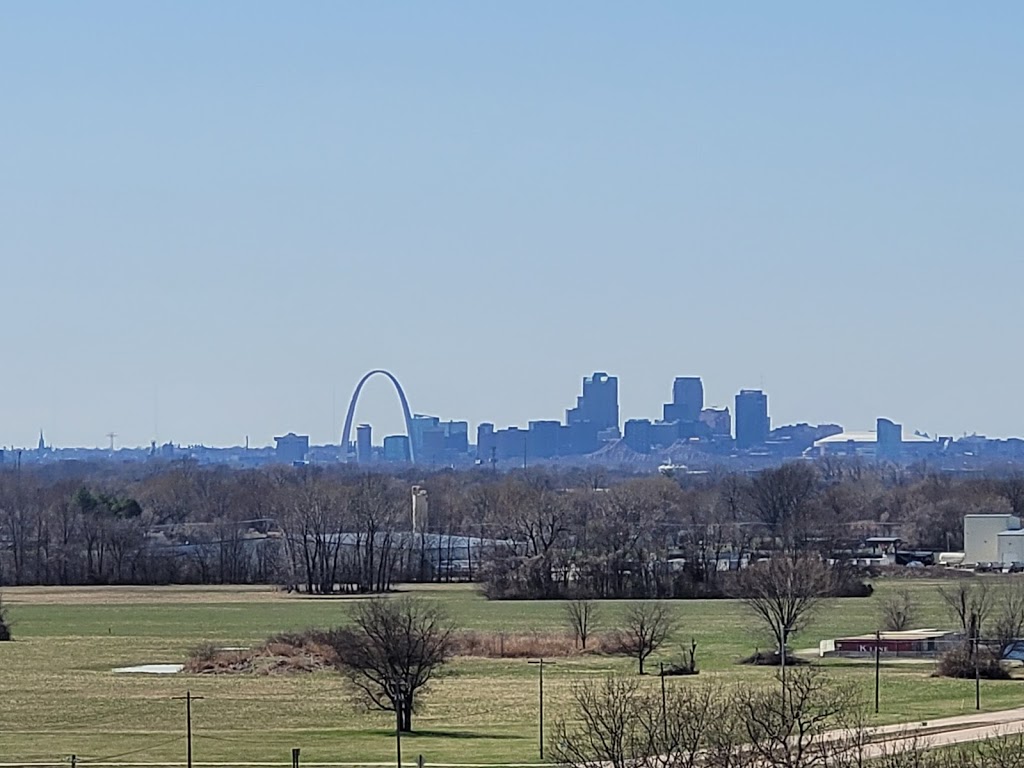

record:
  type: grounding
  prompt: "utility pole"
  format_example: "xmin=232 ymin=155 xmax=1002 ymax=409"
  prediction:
xmin=172 ymin=691 xmax=204 ymax=768
xmin=972 ymin=612 xmax=981 ymax=710
xmin=660 ymin=662 xmax=668 ymax=742
xmin=874 ymin=630 xmax=881 ymax=714
xmin=528 ymin=658 xmax=555 ymax=759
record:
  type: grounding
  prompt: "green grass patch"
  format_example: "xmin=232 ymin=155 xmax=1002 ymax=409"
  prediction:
xmin=0 ymin=580 xmax=1018 ymax=763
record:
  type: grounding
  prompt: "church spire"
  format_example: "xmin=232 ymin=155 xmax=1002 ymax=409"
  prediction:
xmin=37 ymin=429 xmax=45 ymax=451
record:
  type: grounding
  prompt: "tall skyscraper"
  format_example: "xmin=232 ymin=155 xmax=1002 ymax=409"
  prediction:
xmin=735 ymin=389 xmax=769 ymax=449
xmin=410 ymin=414 xmax=443 ymax=463
xmin=476 ymin=423 xmax=495 ymax=461
xmin=663 ymin=376 xmax=704 ymax=424
xmin=356 ymin=423 xmax=372 ymax=463
xmin=877 ymin=417 xmax=903 ymax=460
xmin=566 ymin=372 xmax=619 ymax=434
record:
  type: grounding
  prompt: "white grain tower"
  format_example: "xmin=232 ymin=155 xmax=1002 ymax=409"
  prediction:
xmin=412 ymin=486 xmax=429 ymax=533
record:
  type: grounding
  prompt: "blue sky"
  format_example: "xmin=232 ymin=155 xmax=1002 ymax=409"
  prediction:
xmin=2 ymin=2 xmax=1022 ymax=448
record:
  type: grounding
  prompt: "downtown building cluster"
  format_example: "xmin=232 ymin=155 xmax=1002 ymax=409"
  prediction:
xmin=350 ymin=372 xmax=804 ymax=467
xmin=10 ymin=370 xmax=1024 ymax=473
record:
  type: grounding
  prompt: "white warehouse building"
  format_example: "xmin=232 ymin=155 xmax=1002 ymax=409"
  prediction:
xmin=963 ymin=514 xmax=1023 ymax=566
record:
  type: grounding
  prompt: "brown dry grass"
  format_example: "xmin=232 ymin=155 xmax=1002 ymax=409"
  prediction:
xmin=451 ymin=629 xmax=621 ymax=658
xmin=184 ymin=627 xmax=622 ymax=675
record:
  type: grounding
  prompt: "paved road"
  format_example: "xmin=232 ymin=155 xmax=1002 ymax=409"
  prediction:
xmin=860 ymin=706 xmax=1024 ymax=757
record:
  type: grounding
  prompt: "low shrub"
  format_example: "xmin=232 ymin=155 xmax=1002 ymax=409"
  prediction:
xmin=738 ymin=650 xmax=809 ymax=667
xmin=935 ymin=642 xmax=1010 ymax=680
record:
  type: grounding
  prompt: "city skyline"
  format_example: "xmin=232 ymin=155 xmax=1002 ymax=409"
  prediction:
xmin=1 ymin=366 xmax=970 ymax=452
xmin=5 ymin=4 xmax=1024 ymax=447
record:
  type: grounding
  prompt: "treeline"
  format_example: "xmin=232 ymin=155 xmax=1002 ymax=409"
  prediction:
xmin=0 ymin=459 xmax=1022 ymax=592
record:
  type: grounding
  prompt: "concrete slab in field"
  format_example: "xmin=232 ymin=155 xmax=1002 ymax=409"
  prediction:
xmin=112 ymin=663 xmax=183 ymax=674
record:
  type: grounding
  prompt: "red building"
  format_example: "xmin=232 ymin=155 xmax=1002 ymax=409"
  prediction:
xmin=824 ymin=629 xmax=960 ymax=658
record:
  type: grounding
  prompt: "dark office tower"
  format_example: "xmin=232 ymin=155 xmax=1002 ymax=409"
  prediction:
xmin=496 ymin=426 xmax=528 ymax=461
xmin=876 ymin=417 xmax=903 ymax=460
xmin=476 ymin=423 xmax=496 ymax=461
xmin=356 ymin=423 xmax=372 ymax=464
xmin=527 ymin=420 xmax=561 ymax=459
xmin=662 ymin=376 xmax=704 ymax=425
xmin=735 ymin=389 xmax=769 ymax=449
xmin=383 ymin=435 xmax=411 ymax=463
xmin=672 ymin=377 xmax=704 ymax=422
xmin=623 ymin=419 xmax=652 ymax=454
xmin=566 ymin=372 xmax=619 ymax=434
xmin=443 ymin=421 xmax=470 ymax=454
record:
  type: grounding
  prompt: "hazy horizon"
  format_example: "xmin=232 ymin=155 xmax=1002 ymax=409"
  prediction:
xmin=4 ymin=2 xmax=1023 ymax=448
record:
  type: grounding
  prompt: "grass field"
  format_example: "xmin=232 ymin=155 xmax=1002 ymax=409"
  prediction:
xmin=0 ymin=579 xmax=1021 ymax=764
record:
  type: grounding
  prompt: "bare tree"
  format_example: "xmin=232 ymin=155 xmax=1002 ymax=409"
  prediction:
xmin=879 ymin=588 xmax=918 ymax=632
xmin=551 ymin=677 xmax=646 ymax=768
xmin=740 ymin=668 xmax=856 ymax=768
xmin=733 ymin=554 xmax=833 ymax=662
xmin=331 ymin=597 xmax=454 ymax=732
xmin=938 ymin=581 xmax=991 ymax=634
xmin=990 ymin=581 xmax=1024 ymax=658
xmin=1000 ymin=474 xmax=1024 ymax=518
xmin=619 ymin=602 xmax=676 ymax=674
xmin=552 ymin=677 xmax=729 ymax=768
xmin=565 ymin=599 xmax=598 ymax=650
xmin=748 ymin=463 xmax=818 ymax=548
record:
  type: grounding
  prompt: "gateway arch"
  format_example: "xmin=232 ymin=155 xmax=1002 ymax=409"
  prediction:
xmin=340 ymin=369 xmax=416 ymax=463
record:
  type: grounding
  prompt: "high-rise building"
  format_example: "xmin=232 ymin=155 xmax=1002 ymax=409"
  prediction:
xmin=527 ymin=420 xmax=561 ymax=459
xmin=356 ymin=424 xmax=372 ymax=463
xmin=410 ymin=414 xmax=443 ymax=463
xmin=566 ymin=372 xmax=619 ymax=435
xmin=623 ymin=419 xmax=652 ymax=453
xmin=476 ymin=423 xmax=496 ymax=462
xmin=735 ymin=390 xmax=769 ymax=449
xmin=700 ymin=407 xmax=732 ymax=438
xmin=650 ymin=420 xmax=681 ymax=447
xmin=495 ymin=426 xmax=527 ymax=462
xmin=383 ymin=435 xmax=411 ymax=462
xmin=442 ymin=421 xmax=469 ymax=454
xmin=673 ymin=377 xmax=705 ymax=421
xmin=877 ymin=417 xmax=903 ymax=460
xmin=274 ymin=433 xmax=309 ymax=464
